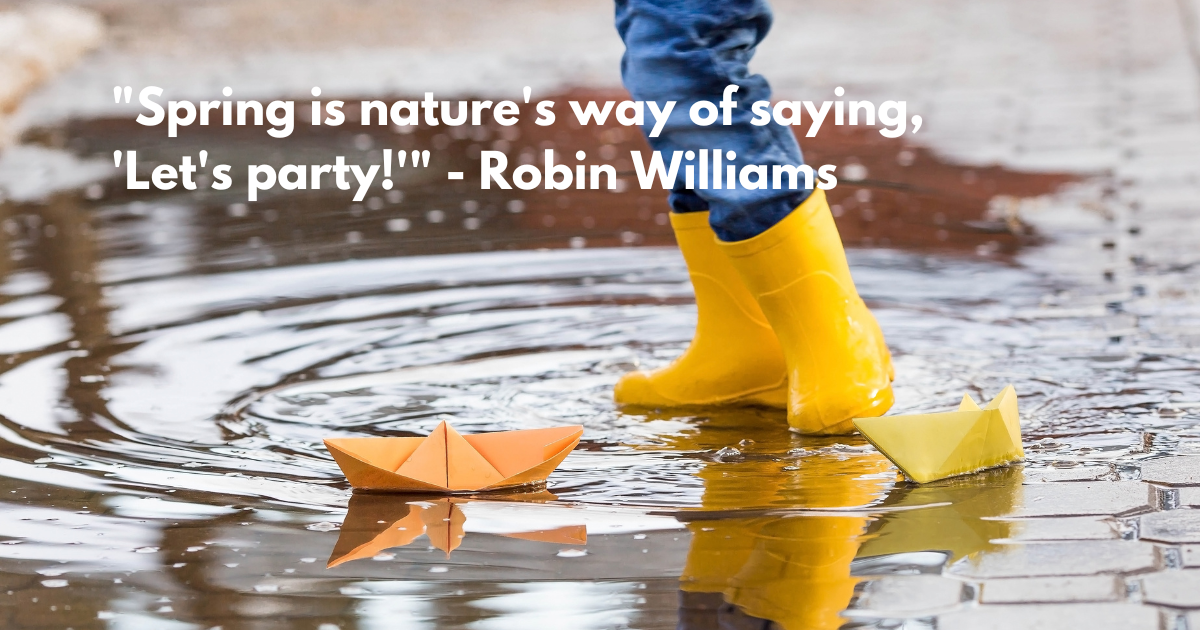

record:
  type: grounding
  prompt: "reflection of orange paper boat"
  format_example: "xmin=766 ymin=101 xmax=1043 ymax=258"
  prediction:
xmin=324 ymin=421 xmax=583 ymax=492
xmin=328 ymin=494 xmax=587 ymax=567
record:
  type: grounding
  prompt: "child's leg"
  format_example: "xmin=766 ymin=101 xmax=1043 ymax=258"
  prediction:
xmin=611 ymin=0 xmax=798 ymax=408
xmin=615 ymin=0 xmax=808 ymax=242
xmin=615 ymin=0 xmax=894 ymax=431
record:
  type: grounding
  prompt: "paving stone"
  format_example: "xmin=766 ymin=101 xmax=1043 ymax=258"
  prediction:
xmin=1178 ymin=487 xmax=1200 ymax=508
xmin=979 ymin=575 xmax=1123 ymax=604
xmin=1006 ymin=482 xmax=1154 ymax=518
xmin=847 ymin=575 xmax=964 ymax=617
xmin=947 ymin=540 xmax=1157 ymax=579
xmin=938 ymin=603 xmax=1159 ymax=630
xmin=1139 ymin=510 xmax=1200 ymax=544
xmin=1183 ymin=545 xmax=1200 ymax=568
xmin=1002 ymin=516 xmax=1118 ymax=542
xmin=1141 ymin=570 xmax=1200 ymax=608
xmin=1024 ymin=465 xmax=1112 ymax=483
xmin=1140 ymin=456 xmax=1200 ymax=487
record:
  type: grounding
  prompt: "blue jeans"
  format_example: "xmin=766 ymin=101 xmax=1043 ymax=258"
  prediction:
xmin=615 ymin=0 xmax=811 ymax=242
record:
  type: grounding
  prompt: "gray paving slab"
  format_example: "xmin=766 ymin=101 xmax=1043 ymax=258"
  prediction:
xmin=979 ymin=575 xmax=1124 ymax=604
xmin=1141 ymin=570 xmax=1200 ymax=608
xmin=1178 ymin=488 xmax=1200 ymax=508
xmin=1024 ymin=465 xmax=1113 ymax=483
xmin=938 ymin=603 xmax=1159 ymax=630
xmin=1140 ymin=456 xmax=1200 ymax=487
xmin=1001 ymin=516 xmax=1118 ymax=542
xmin=1006 ymin=482 xmax=1154 ymax=518
xmin=847 ymin=574 xmax=963 ymax=617
xmin=947 ymin=540 xmax=1157 ymax=579
xmin=1140 ymin=510 xmax=1200 ymax=544
xmin=1183 ymin=545 xmax=1200 ymax=568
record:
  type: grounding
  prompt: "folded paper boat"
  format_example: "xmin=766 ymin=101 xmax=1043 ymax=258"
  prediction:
xmin=324 ymin=421 xmax=583 ymax=492
xmin=852 ymin=385 xmax=1024 ymax=484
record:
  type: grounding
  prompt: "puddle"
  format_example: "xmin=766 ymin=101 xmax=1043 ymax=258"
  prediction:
xmin=0 ymin=90 xmax=1194 ymax=627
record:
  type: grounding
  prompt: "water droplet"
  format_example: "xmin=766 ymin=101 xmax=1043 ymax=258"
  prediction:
xmin=843 ymin=163 xmax=868 ymax=181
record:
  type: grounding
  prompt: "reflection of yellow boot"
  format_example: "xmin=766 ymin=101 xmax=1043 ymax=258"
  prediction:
xmin=730 ymin=515 xmax=868 ymax=630
xmin=683 ymin=516 xmax=866 ymax=630
xmin=615 ymin=211 xmax=787 ymax=408
xmin=680 ymin=448 xmax=889 ymax=630
xmin=721 ymin=189 xmax=894 ymax=434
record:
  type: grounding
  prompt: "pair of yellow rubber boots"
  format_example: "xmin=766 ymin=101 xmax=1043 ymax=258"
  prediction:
xmin=614 ymin=189 xmax=894 ymax=434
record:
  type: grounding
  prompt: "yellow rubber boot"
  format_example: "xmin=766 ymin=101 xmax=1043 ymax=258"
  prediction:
xmin=720 ymin=189 xmax=894 ymax=434
xmin=615 ymin=211 xmax=788 ymax=408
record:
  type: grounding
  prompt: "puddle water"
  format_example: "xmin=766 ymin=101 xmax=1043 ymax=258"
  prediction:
xmin=0 ymin=91 xmax=1195 ymax=628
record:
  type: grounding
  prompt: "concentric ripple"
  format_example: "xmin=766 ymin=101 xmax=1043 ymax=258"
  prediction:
xmin=3 ymin=245 xmax=1192 ymax=519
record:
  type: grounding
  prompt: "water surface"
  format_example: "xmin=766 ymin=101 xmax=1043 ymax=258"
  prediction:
xmin=0 ymin=105 xmax=1194 ymax=629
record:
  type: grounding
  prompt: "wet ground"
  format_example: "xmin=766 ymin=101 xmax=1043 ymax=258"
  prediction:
xmin=1 ymin=0 xmax=1200 ymax=628
xmin=0 ymin=90 xmax=1194 ymax=630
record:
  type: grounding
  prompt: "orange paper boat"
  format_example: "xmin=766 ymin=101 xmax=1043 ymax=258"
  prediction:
xmin=324 ymin=421 xmax=584 ymax=492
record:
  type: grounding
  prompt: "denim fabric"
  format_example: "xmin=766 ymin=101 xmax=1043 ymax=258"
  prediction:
xmin=615 ymin=0 xmax=811 ymax=242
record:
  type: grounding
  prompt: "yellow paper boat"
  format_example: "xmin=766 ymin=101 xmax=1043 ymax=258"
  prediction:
xmin=852 ymin=385 xmax=1024 ymax=483
xmin=324 ymin=421 xmax=583 ymax=492
xmin=328 ymin=494 xmax=587 ymax=567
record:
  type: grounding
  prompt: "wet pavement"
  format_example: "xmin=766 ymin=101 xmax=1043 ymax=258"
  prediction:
xmin=0 ymin=0 xmax=1199 ymax=628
